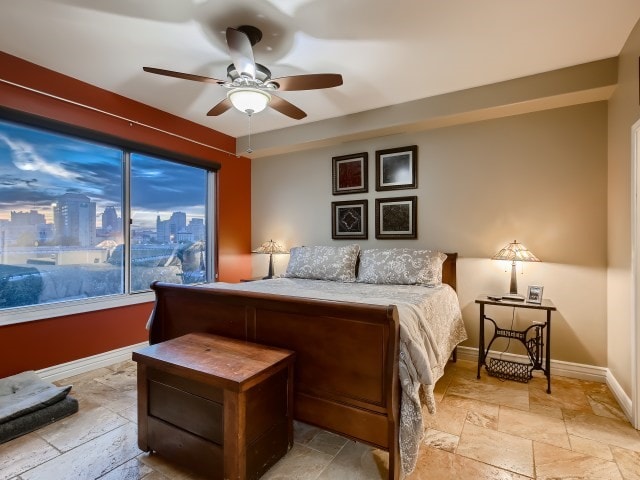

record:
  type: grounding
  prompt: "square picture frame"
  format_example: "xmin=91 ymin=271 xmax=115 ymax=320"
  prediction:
xmin=332 ymin=152 xmax=368 ymax=195
xmin=527 ymin=285 xmax=544 ymax=304
xmin=375 ymin=145 xmax=417 ymax=191
xmin=331 ymin=199 xmax=368 ymax=239
xmin=375 ymin=196 xmax=417 ymax=239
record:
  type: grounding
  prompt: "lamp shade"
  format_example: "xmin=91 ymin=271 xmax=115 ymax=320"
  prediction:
xmin=228 ymin=88 xmax=271 ymax=114
xmin=252 ymin=239 xmax=288 ymax=255
xmin=491 ymin=240 xmax=540 ymax=263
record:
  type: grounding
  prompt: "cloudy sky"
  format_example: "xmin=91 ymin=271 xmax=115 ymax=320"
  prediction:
xmin=0 ymin=118 xmax=206 ymax=228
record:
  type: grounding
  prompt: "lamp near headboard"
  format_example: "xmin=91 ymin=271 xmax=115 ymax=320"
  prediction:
xmin=492 ymin=240 xmax=539 ymax=300
xmin=252 ymin=239 xmax=288 ymax=279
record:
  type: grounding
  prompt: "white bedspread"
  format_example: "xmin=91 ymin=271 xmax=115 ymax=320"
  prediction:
xmin=197 ymin=278 xmax=467 ymax=474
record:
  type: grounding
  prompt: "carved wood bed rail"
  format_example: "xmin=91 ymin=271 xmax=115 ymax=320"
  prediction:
xmin=147 ymin=253 xmax=458 ymax=479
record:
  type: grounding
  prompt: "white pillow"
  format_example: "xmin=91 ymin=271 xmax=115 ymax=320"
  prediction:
xmin=284 ymin=244 xmax=360 ymax=282
xmin=356 ymin=248 xmax=447 ymax=286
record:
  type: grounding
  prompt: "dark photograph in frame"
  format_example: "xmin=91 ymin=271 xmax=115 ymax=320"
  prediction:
xmin=332 ymin=152 xmax=368 ymax=195
xmin=332 ymin=199 xmax=368 ymax=239
xmin=375 ymin=196 xmax=417 ymax=239
xmin=375 ymin=145 xmax=417 ymax=191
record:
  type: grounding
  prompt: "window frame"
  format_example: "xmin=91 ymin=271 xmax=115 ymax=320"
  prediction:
xmin=0 ymin=108 xmax=220 ymax=326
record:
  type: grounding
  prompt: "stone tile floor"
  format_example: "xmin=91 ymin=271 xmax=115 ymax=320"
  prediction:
xmin=1 ymin=359 xmax=639 ymax=479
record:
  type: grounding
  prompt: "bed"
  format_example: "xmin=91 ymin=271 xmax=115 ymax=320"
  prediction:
xmin=147 ymin=246 xmax=467 ymax=479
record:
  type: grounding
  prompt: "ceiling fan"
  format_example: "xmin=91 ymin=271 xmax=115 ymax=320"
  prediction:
xmin=143 ymin=25 xmax=343 ymax=120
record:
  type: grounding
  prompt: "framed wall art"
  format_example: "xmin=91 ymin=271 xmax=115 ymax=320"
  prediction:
xmin=332 ymin=152 xmax=368 ymax=195
xmin=375 ymin=145 xmax=417 ymax=191
xmin=331 ymin=199 xmax=368 ymax=239
xmin=375 ymin=196 xmax=417 ymax=239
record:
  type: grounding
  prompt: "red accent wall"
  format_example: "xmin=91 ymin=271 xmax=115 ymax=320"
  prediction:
xmin=0 ymin=52 xmax=252 ymax=377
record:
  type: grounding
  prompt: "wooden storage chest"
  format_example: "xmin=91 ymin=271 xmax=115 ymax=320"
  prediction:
xmin=133 ymin=332 xmax=295 ymax=480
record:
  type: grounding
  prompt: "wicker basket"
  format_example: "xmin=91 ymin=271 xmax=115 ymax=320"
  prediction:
xmin=486 ymin=357 xmax=531 ymax=383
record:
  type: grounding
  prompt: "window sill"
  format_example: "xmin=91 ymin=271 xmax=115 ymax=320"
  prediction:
xmin=0 ymin=292 xmax=155 ymax=327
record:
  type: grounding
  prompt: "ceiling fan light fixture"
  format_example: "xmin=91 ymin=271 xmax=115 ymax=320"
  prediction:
xmin=144 ymin=25 xmax=342 ymax=120
xmin=228 ymin=88 xmax=271 ymax=114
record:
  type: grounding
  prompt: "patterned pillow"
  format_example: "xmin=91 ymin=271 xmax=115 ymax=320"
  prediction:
xmin=356 ymin=248 xmax=447 ymax=286
xmin=284 ymin=244 xmax=360 ymax=282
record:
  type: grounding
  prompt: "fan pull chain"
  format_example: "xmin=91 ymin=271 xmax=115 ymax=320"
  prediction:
xmin=246 ymin=109 xmax=254 ymax=154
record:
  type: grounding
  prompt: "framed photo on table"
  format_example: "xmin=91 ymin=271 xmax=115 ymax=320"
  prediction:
xmin=375 ymin=145 xmax=417 ymax=191
xmin=332 ymin=153 xmax=368 ymax=195
xmin=375 ymin=196 xmax=417 ymax=239
xmin=331 ymin=200 xmax=368 ymax=239
xmin=527 ymin=285 xmax=544 ymax=304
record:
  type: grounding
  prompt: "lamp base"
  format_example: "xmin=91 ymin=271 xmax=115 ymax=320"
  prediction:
xmin=264 ymin=253 xmax=275 ymax=280
xmin=501 ymin=293 xmax=525 ymax=301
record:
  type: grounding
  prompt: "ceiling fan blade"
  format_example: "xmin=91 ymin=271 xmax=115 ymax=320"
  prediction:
xmin=206 ymin=98 xmax=233 ymax=116
xmin=269 ymin=95 xmax=307 ymax=120
xmin=226 ymin=27 xmax=256 ymax=79
xmin=143 ymin=67 xmax=225 ymax=85
xmin=271 ymin=73 xmax=343 ymax=91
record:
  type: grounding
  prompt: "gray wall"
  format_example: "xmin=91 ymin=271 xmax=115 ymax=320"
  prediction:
xmin=252 ymin=102 xmax=608 ymax=367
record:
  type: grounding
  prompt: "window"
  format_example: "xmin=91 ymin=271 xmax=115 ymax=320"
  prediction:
xmin=130 ymin=153 xmax=207 ymax=291
xmin=0 ymin=117 xmax=215 ymax=314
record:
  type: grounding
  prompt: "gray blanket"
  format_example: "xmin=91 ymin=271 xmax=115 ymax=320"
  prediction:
xmin=0 ymin=371 xmax=71 ymax=424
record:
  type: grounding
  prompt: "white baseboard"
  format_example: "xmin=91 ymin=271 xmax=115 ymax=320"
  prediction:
xmin=456 ymin=346 xmax=633 ymax=423
xmin=36 ymin=341 xmax=148 ymax=382
xmin=606 ymin=369 xmax=634 ymax=422
xmin=456 ymin=346 xmax=608 ymax=382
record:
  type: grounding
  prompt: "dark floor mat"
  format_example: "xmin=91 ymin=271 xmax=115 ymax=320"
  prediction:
xmin=0 ymin=395 xmax=79 ymax=444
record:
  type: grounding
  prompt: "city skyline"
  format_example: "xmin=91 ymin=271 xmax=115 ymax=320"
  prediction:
xmin=1 ymin=199 xmax=205 ymax=249
xmin=3 ymin=203 xmax=205 ymax=232
xmin=0 ymin=118 xmax=207 ymax=228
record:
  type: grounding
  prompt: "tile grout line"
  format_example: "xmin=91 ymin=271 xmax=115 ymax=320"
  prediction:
xmin=19 ymin=420 xmax=139 ymax=480
xmin=310 ymin=442 xmax=345 ymax=480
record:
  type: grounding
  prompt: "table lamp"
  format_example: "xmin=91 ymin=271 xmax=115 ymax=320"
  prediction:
xmin=491 ymin=240 xmax=540 ymax=301
xmin=252 ymin=239 xmax=288 ymax=279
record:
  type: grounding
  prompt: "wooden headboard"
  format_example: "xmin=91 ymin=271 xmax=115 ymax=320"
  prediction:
xmin=442 ymin=252 xmax=457 ymax=291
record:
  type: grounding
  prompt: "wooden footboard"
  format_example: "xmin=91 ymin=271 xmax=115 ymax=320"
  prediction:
xmin=148 ymin=284 xmax=402 ymax=479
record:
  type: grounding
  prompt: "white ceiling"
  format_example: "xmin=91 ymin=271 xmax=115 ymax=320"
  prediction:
xmin=2 ymin=0 xmax=640 ymax=139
